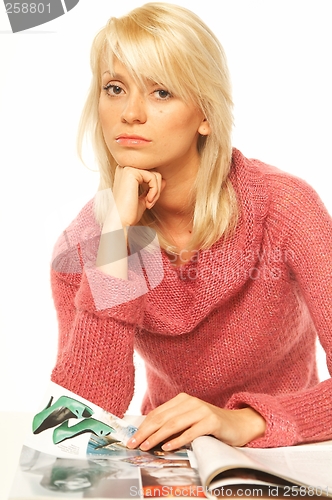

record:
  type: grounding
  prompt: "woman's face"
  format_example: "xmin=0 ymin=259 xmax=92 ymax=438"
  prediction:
xmin=98 ymin=59 xmax=210 ymax=177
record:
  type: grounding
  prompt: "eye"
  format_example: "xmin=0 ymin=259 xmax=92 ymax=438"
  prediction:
xmin=153 ymin=89 xmax=172 ymax=100
xmin=103 ymin=83 xmax=124 ymax=96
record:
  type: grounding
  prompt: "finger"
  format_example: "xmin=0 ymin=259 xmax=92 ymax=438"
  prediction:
xmin=126 ymin=408 xmax=180 ymax=449
xmin=126 ymin=394 xmax=192 ymax=449
xmin=135 ymin=175 xmax=157 ymax=207
xmin=138 ymin=393 xmax=192 ymax=434
xmin=138 ymin=170 xmax=164 ymax=205
xmin=115 ymin=166 xmax=164 ymax=207
xmin=144 ymin=393 xmax=190 ymax=419
xmin=161 ymin=419 xmax=212 ymax=451
xmin=147 ymin=174 xmax=160 ymax=205
xmin=139 ymin=410 xmax=199 ymax=451
xmin=154 ymin=171 xmax=164 ymax=196
xmin=136 ymin=401 xmax=208 ymax=451
xmin=144 ymin=172 xmax=163 ymax=206
xmin=138 ymin=399 xmax=225 ymax=451
xmin=161 ymin=410 xmax=224 ymax=451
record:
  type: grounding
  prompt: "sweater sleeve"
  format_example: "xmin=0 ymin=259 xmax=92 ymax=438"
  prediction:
xmin=226 ymin=175 xmax=332 ymax=447
xmin=50 ymin=202 xmax=157 ymax=416
xmin=50 ymin=266 xmax=145 ymax=416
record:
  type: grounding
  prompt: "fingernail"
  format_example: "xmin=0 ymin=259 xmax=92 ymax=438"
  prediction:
xmin=161 ymin=442 xmax=172 ymax=451
xmin=140 ymin=440 xmax=150 ymax=451
xmin=127 ymin=437 xmax=137 ymax=448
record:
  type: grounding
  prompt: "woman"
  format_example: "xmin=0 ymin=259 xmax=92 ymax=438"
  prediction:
xmin=51 ymin=3 xmax=332 ymax=451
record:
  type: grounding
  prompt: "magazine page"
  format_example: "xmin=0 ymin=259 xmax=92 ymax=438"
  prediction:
xmin=23 ymin=382 xmax=138 ymax=459
xmin=240 ymin=443 xmax=332 ymax=495
xmin=192 ymin=436 xmax=258 ymax=487
xmin=10 ymin=382 xmax=205 ymax=499
xmin=9 ymin=437 xmax=202 ymax=499
xmin=192 ymin=436 xmax=332 ymax=498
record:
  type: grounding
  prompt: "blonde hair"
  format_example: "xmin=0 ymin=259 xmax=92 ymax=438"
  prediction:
xmin=77 ymin=2 xmax=237 ymax=253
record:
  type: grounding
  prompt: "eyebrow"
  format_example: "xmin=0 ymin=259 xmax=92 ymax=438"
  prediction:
xmin=101 ymin=70 xmax=161 ymax=91
xmin=102 ymin=71 xmax=123 ymax=79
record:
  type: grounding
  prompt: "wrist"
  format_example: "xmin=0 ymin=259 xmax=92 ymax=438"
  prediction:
xmin=236 ymin=407 xmax=266 ymax=446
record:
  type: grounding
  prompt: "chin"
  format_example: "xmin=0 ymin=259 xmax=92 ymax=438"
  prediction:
xmin=116 ymin=160 xmax=156 ymax=170
xmin=111 ymin=151 xmax=157 ymax=170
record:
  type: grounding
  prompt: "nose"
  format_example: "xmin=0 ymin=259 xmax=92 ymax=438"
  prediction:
xmin=121 ymin=91 xmax=147 ymax=124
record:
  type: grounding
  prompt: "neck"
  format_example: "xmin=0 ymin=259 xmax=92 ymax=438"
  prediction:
xmin=153 ymin=177 xmax=194 ymax=233
xmin=153 ymin=155 xmax=198 ymax=222
xmin=150 ymin=152 xmax=200 ymax=253
xmin=153 ymin=183 xmax=195 ymax=256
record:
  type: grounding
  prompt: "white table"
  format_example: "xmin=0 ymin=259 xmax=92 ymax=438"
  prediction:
xmin=1 ymin=412 xmax=33 ymax=500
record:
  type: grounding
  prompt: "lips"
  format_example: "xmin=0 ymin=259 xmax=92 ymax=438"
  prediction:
xmin=116 ymin=133 xmax=150 ymax=140
xmin=115 ymin=134 xmax=151 ymax=145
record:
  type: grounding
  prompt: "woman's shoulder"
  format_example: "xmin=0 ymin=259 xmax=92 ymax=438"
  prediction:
xmin=233 ymin=148 xmax=325 ymax=213
xmin=252 ymin=157 xmax=312 ymax=192
xmin=254 ymin=158 xmax=327 ymax=221
xmin=231 ymin=148 xmax=331 ymax=248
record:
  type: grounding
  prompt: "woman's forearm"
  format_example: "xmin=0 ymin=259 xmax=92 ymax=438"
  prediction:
xmin=96 ymin=204 xmax=129 ymax=279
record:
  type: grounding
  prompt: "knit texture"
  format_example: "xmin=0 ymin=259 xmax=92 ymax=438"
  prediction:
xmin=51 ymin=148 xmax=332 ymax=448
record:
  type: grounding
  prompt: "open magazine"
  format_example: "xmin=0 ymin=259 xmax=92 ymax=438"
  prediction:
xmin=9 ymin=382 xmax=332 ymax=499
xmin=9 ymin=382 xmax=203 ymax=500
xmin=192 ymin=436 xmax=332 ymax=498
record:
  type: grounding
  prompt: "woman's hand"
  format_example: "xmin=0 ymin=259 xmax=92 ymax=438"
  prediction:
xmin=96 ymin=166 xmax=164 ymax=277
xmin=112 ymin=165 xmax=165 ymax=227
xmin=126 ymin=393 xmax=266 ymax=451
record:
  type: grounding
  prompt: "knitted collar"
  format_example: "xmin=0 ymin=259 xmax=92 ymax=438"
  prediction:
xmin=155 ymin=148 xmax=268 ymax=329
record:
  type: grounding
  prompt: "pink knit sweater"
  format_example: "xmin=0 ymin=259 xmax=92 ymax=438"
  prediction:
xmin=51 ymin=149 xmax=332 ymax=448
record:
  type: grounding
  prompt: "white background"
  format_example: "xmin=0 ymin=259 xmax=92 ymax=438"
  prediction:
xmin=0 ymin=0 xmax=331 ymax=414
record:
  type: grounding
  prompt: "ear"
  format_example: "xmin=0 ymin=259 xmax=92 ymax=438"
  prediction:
xmin=198 ymin=117 xmax=211 ymax=136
